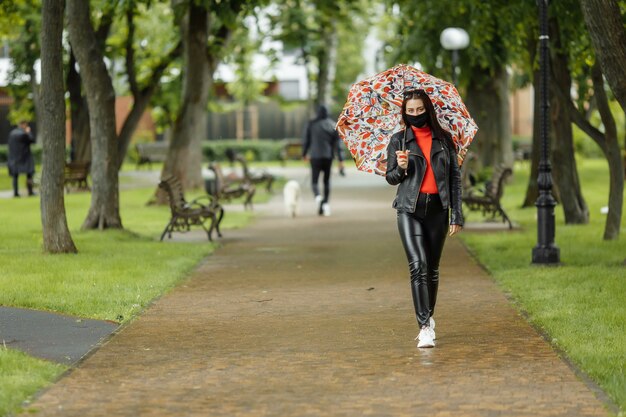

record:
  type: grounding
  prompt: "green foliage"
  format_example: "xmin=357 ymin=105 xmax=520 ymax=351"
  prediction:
xmin=0 ymin=1 xmax=28 ymax=37
xmin=268 ymin=0 xmax=371 ymax=104
xmin=462 ymin=159 xmax=626 ymax=410
xmin=333 ymin=0 xmax=371 ymax=107
xmin=106 ymin=0 xmax=180 ymax=95
xmin=383 ymin=0 xmax=520 ymax=86
xmin=2 ymin=0 xmax=40 ymax=122
xmin=223 ymin=24 xmax=269 ymax=107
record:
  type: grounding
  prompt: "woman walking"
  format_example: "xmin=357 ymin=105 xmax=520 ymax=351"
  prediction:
xmin=385 ymin=89 xmax=464 ymax=348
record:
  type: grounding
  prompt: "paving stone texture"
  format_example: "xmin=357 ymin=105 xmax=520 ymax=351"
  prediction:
xmin=21 ymin=169 xmax=612 ymax=416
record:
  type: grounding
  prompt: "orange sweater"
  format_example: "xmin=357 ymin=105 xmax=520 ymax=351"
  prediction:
xmin=411 ymin=125 xmax=438 ymax=194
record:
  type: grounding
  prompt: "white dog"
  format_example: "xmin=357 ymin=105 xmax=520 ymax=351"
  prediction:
xmin=283 ymin=180 xmax=301 ymax=218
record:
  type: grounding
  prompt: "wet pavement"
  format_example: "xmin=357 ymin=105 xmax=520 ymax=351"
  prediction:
xmin=0 ymin=307 xmax=117 ymax=364
xmin=18 ymin=167 xmax=613 ymax=416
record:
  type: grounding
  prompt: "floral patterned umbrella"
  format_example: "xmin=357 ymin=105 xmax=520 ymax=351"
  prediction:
xmin=336 ymin=64 xmax=478 ymax=176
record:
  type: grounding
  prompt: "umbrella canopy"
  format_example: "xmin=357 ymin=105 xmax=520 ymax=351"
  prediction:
xmin=336 ymin=64 xmax=478 ymax=176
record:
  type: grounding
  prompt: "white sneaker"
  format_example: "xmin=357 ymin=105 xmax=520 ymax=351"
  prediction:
xmin=321 ymin=203 xmax=331 ymax=216
xmin=429 ymin=317 xmax=436 ymax=339
xmin=416 ymin=327 xmax=435 ymax=348
xmin=315 ymin=195 xmax=323 ymax=215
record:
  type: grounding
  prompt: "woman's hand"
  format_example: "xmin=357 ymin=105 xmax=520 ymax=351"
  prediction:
xmin=449 ymin=224 xmax=463 ymax=236
xmin=396 ymin=150 xmax=410 ymax=170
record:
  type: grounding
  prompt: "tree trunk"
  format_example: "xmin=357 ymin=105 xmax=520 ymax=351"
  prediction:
xmin=316 ymin=17 xmax=338 ymax=108
xmin=67 ymin=0 xmax=122 ymax=230
xmin=591 ymin=64 xmax=623 ymax=240
xmin=549 ymin=18 xmax=588 ymax=224
xmin=155 ymin=3 xmax=210 ymax=203
xmin=40 ymin=0 xmax=77 ymax=253
xmin=580 ymin=0 xmax=626 ymax=114
xmin=522 ymin=67 xmax=541 ymax=207
xmin=116 ymin=93 xmax=153 ymax=168
xmin=558 ymin=63 xmax=624 ymax=240
xmin=115 ymin=6 xmax=182 ymax=170
xmin=465 ymin=65 xmax=513 ymax=169
xmin=29 ymin=69 xmax=42 ymax=144
xmin=67 ymin=50 xmax=91 ymax=163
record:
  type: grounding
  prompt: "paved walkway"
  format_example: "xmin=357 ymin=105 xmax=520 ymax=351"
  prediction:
xmin=22 ymin=169 xmax=611 ymax=416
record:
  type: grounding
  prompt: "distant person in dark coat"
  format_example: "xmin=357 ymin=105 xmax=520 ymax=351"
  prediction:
xmin=302 ymin=105 xmax=344 ymax=216
xmin=7 ymin=120 xmax=36 ymax=197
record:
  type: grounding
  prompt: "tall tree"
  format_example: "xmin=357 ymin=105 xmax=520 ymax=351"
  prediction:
xmin=67 ymin=49 xmax=91 ymax=163
xmin=62 ymin=0 xmax=181 ymax=168
xmin=580 ymin=0 xmax=626 ymax=114
xmin=67 ymin=0 xmax=122 ymax=229
xmin=269 ymin=0 xmax=368 ymax=111
xmin=155 ymin=0 xmax=250 ymax=200
xmin=113 ymin=0 xmax=182 ymax=170
xmin=547 ymin=16 xmax=588 ymax=224
xmin=385 ymin=0 xmax=514 ymax=169
xmin=556 ymin=63 xmax=624 ymax=240
xmin=500 ymin=2 xmax=589 ymax=225
xmin=40 ymin=0 xmax=77 ymax=253
xmin=544 ymin=0 xmax=624 ymax=238
xmin=66 ymin=2 xmax=116 ymax=164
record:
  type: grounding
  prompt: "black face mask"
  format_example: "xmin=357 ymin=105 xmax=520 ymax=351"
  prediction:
xmin=406 ymin=112 xmax=429 ymax=128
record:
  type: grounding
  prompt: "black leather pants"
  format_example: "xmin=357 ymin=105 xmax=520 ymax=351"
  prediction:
xmin=397 ymin=193 xmax=448 ymax=327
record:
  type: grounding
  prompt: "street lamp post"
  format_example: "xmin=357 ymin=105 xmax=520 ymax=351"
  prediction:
xmin=440 ymin=28 xmax=470 ymax=86
xmin=532 ymin=0 xmax=560 ymax=264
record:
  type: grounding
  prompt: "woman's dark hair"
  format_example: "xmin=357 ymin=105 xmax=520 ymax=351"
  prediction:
xmin=401 ymin=89 xmax=457 ymax=152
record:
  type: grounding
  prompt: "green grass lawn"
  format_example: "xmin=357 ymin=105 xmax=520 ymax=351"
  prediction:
xmin=0 ymin=349 xmax=65 ymax=417
xmin=0 ymin=182 xmax=261 ymax=416
xmin=461 ymin=158 xmax=626 ymax=412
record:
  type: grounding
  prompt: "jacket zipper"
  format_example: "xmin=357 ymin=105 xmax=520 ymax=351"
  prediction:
xmin=412 ymin=154 xmax=426 ymax=214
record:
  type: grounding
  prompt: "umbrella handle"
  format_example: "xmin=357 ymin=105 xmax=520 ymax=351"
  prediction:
xmin=401 ymin=128 xmax=406 ymax=152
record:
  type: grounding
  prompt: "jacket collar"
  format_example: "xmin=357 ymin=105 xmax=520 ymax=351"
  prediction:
xmin=403 ymin=126 xmax=445 ymax=143
xmin=402 ymin=128 xmax=445 ymax=157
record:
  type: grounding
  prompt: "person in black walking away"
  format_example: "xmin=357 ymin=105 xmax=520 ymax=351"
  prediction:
xmin=302 ymin=105 xmax=344 ymax=216
xmin=385 ymin=89 xmax=463 ymax=348
xmin=7 ymin=120 xmax=36 ymax=198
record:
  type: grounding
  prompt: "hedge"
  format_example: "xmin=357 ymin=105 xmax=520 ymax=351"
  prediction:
xmin=0 ymin=140 xmax=294 ymax=165
xmin=0 ymin=145 xmax=43 ymax=164
xmin=200 ymin=139 xmax=291 ymax=162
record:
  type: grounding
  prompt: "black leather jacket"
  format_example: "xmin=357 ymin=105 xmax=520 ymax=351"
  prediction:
xmin=385 ymin=128 xmax=464 ymax=226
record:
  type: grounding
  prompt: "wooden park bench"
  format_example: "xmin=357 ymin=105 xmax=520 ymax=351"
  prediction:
xmin=206 ymin=162 xmax=256 ymax=210
xmin=462 ymin=166 xmax=514 ymax=229
xmin=227 ymin=152 xmax=275 ymax=193
xmin=64 ymin=161 xmax=90 ymax=193
xmin=135 ymin=142 xmax=169 ymax=169
xmin=158 ymin=175 xmax=224 ymax=242
xmin=279 ymin=140 xmax=303 ymax=166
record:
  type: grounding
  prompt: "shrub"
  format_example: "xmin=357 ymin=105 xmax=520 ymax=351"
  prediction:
xmin=201 ymin=139 xmax=291 ymax=162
